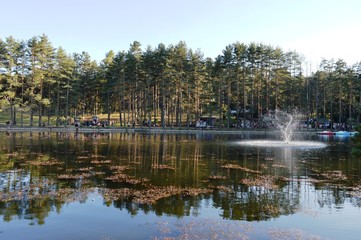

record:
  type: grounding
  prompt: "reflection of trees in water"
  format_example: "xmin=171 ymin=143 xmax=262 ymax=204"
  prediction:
xmin=0 ymin=170 xmax=93 ymax=224
xmin=212 ymin=186 xmax=298 ymax=220
xmin=110 ymin=193 xmax=212 ymax=217
xmin=0 ymin=132 xmax=361 ymax=224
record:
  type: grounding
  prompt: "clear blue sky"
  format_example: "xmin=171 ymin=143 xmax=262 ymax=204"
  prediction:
xmin=1 ymin=0 xmax=360 ymax=71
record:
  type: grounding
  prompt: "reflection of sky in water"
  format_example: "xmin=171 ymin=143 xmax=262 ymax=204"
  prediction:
xmin=2 ymin=182 xmax=360 ymax=240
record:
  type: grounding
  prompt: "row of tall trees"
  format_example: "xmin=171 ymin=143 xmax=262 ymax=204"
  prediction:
xmin=0 ymin=34 xmax=360 ymax=127
xmin=0 ymin=35 xmax=98 ymax=127
xmin=309 ymin=59 xmax=361 ymax=125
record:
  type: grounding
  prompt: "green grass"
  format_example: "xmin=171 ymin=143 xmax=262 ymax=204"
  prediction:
xmin=0 ymin=109 xmax=219 ymax=127
xmin=0 ymin=110 xmax=124 ymax=127
xmin=0 ymin=110 xmax=40 ymax=126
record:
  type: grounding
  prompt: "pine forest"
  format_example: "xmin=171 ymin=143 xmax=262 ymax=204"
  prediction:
xmin=0 ymin=34 xmax=360 ymax=128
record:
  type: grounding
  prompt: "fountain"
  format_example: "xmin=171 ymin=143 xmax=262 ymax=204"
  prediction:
xmin=274 ymin=109 xmax=299 ymax=143
xmin=239 ymin=110 xmax=327 ymax=149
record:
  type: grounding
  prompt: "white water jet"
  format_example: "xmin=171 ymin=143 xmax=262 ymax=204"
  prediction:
xmin=239 ymin=110 xmax=327 ymax=149
xmin=274 ymin=109 xmax=299 ymax=143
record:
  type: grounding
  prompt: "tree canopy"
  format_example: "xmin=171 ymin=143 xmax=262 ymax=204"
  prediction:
xmin=0 ymin=35 xmax=360 ymax=127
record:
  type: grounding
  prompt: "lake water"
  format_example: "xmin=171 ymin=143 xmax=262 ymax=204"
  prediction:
xmin=0 ymin=131 xmax=360 ymax=239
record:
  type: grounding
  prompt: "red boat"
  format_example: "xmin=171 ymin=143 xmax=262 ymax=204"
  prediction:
xmin=317 ymin=130 xmax=334 ymax=136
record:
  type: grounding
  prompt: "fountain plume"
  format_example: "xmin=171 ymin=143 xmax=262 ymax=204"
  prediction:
xmin=274 ymin=110 xmax=301 ymax=143
xmin=239 ymin=109 xmax=326 ymax=149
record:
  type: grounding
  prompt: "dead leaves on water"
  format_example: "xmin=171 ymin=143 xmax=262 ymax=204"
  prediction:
xmin=105 ymin=173 xmax=149 ymax=185
xmin=153 ymin=219 xmax=253 ymax=240
xmin=102 ymin=185 xmax=212 ymax=205
xmin=208 ymin=175 xmax=227 ymax=180
xmin=240 ymin=175 xmax=279 ymax=190
xmin=0 ymin=180 xmax=95 ymax=203
xmin=91 ymin=160 xmax=112 ymax=164
xmin=311 ymin=169 xmax=348 ymax=181
xmin=2 ymin=150 xmax=360 ymax=208
xmin=152 ymin=164 xmax=175 ymax=170
xmin=221 ymin=164 xmax=261 ymax=174
xmin=109 ymin=166 xmax=131 ymax=172
xmin=57 ymin=173 xmax=91 ymax=180
xmin=28 ymin=159 xmax=62 ymax=166
xmin=218 ymin=163 xmax=285 ymax=190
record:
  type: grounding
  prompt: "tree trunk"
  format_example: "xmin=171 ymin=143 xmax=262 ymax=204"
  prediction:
xmin=38 ymin=106 xmax=42 ymax=127
xmin=13 ymin=106 xmax=16 ymax=125
xmin=56 ymin=81 xmax=60 ymax=127
xmin=30 ymin=108 xmax=34 ymax=127
xmin=107 ymin=90 xmax=110 ymax=126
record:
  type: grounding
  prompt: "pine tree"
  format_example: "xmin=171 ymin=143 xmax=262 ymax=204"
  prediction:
xmin=108 ymin=51 xmax=126 ymax=126
xmin=27 ymin=35 xmax=55 ymax=126
xmin=0 ymin=36 xmax=23 ymax=125
xmin=54 ymin=47 xmax=75 ymax=126
xmin=73 ymin=52 xmax=99 ymax=118
xmin=100 ymin=50 xmax=115 ymax=125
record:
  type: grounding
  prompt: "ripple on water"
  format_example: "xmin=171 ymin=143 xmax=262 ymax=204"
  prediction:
xmin=238 ymin=140 xmax=327 ymax=149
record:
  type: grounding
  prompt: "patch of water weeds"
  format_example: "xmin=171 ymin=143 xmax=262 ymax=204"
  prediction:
xmin=101 ymin=185 xmax=212 ymax=205
xmin=151 ymin=219 xmax=324 ymax=240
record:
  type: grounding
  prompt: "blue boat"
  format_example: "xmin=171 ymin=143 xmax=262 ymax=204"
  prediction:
xmin=334 ymin=131 xmax=358 ymax=136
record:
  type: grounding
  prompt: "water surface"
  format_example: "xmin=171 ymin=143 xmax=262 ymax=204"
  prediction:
xmin=0 ymin=132 xmax=360 ymax=239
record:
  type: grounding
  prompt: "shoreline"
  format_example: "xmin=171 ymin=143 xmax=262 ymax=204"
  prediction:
xmin=0 ymin=126 xmax=318 ymax=135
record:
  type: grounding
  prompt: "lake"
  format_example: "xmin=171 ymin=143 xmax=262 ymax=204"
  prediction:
xmin=0 ymin=131 xmax=360 ymax=239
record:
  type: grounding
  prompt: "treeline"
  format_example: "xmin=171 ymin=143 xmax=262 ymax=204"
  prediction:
xmin=0 ymin=34 xmax=360 ymax=127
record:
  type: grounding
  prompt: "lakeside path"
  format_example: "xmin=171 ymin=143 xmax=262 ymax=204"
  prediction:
xmin=0 ymin=126 xmax=317 ymax=135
